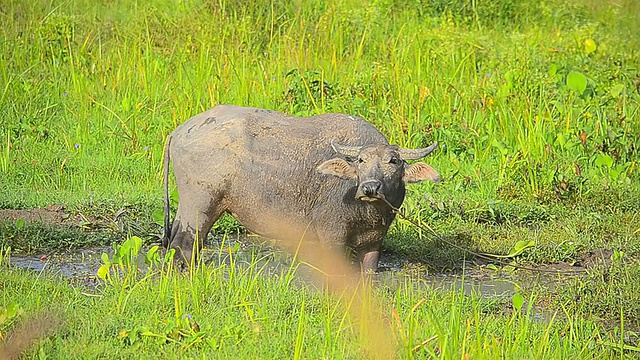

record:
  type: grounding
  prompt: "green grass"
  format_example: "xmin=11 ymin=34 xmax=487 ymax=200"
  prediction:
xmin=1 ymin=0 xmax=640 ymax=358
xmin=1 ymin=0 xmax=638 ymax=264
xmin=0 ymin=244 xmax=631 ymax=359
xmin=1 ymin=0 xmax=638 ymax=208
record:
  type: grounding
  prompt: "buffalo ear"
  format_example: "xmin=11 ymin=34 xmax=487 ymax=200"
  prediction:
xmin=403 ymin=162 xmax=441 ymax=183
xmin=317 ymin=158 xmax=357 ymax=180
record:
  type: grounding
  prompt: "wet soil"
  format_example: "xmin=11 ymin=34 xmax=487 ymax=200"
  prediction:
xmin=1 ymin=207 xmax=589 ymax=301
xmin=0 ymin=206 xmax=131 ymax=232
xmin=6 ymin=246 xmax=109 ymax=288
xmin=4 ymin=235 xmax=579 ymax=305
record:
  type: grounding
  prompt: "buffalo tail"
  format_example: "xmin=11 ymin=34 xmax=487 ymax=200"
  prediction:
xmin=162 ymin=135 xmax=172 ymax=248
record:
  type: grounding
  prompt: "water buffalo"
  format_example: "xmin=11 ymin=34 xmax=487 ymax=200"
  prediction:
xmin=162 ymin=105 xmax=440 ymax=272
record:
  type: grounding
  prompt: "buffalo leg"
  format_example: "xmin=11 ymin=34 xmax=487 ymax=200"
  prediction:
xmin=358 ymin=248 xmax=380 ymax=273
xmin=168 ymin=191 xmax=222 ymax=266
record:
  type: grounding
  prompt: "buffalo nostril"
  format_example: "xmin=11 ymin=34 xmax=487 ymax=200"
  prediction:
xmin=361 ymin=181 xmax=382 ymax=197
xmin=363 ymin=186 xmax=374 ymax=197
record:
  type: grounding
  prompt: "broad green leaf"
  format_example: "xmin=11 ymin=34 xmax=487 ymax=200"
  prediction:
xmin=567 ymin=71 xmax=587 ymax=95
xmin=609 ymin=168 xmax=620 ymax=181
xmin=170 ymin=189 xmax=179 ymax=205
xmin=594 ymin=154 xmax=614 ymax=168
xmin=152 ymin=208 xmax=164 ymax=226
xmin=110 ymin=250 xmax=121 ymax=264
xmin=584 ymin=38 xmax=597 ymax=54
xmin=483 ymin=240 xmax=534 ymax=259
xmin=15 ymin=219 xmax=25 ymax=230
xmin=164 ymin=248 xmax=176 ymax=263
xmin=145 ymin=245 xmax=160 ymax=266
xmin=516 ymin=239 xmax=533 ymax=250
xmin=512 ymin=293 xmax=525 ymax=311
xmin=503 ymin=240 xmax=535 ymax=258
xmin=127 ymin=329 xmax=139 ymax=344
xmin=97 ymin=264 xmax=109 ymax=279
xmin=119 ymin=241 xmax=130 ymax=255
xmin=7 ymin=303 xmax=22 ymax=318
xmin=610 ymin=84 xmax=625 ymax=98
xmin=0 ymin=303 xmax=22 ymax=325
xmin=129 ymin=236 xmax=143 ymax=256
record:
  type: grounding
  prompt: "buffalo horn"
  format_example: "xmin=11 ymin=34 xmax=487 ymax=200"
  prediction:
xmin=398 ymin=142 xmax=438 ymax=160
xmin=330 ymin=140 xmax=362 ymax=157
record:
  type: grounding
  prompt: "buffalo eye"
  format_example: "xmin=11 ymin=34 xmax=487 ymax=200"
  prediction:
xmin=389 ymin=157 xmax=400 ymax=165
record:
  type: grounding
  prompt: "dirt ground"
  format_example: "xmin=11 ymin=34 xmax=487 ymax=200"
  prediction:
xmin=0 ymin=206 xmax=77 ymax=226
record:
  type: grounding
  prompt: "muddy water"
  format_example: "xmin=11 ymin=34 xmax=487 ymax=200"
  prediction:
xmin=6 ymin=234 xmax=558 ymax=300
xmin=7 ymin=246 xmax=111 ymax=287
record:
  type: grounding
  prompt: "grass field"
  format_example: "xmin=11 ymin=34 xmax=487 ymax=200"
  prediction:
xmin=0 ymin=240 xmax=633 ymax=359
xmin=1 ymin=0 xmax=640 ymax=358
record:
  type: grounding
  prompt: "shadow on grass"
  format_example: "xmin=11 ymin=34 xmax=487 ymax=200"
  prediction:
xmin=381 ymin=231 xmax=476 ymax=272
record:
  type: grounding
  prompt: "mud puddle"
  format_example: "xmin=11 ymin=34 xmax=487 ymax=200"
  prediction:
xmin=1 ymin=207 xmax=586 ymax=301
xmin=6 ymin=246 xmax=110 ymax=287
xmin=5 ymin=233 xmax=572 ymax=303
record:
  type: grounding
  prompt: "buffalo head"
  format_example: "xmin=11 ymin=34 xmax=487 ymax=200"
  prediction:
xmin=317 ymin=141 xmax=440 ymax=204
